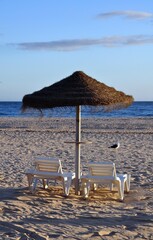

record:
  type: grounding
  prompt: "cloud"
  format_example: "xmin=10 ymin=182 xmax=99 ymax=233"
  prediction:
xmin=13 ymin=35 xmax=153 ymax=51
xmin=97 ymin=10 xmax=153 ymax=20
xmin=16 ymin=39 xmax=91 ymax=51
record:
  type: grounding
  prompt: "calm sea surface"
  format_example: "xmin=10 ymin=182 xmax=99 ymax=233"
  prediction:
xmin=0 ymin=101 xmax=153 ymax=118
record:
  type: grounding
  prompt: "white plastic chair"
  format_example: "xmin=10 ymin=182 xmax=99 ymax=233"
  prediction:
xmin=25 ymin=157 xmax=75 ymax=196
xmin=81 ymin=162 xmax=130 ymax=200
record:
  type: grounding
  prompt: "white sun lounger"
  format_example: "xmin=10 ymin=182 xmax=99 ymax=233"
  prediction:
xmin=81 ymin=162 xmax=130 ymax=201
xmin=25 ymin=157 xmax=75 ymax=196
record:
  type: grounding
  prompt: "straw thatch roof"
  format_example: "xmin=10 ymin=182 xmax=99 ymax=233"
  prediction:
xmin=22 ymin=71 xmax=133 ymax=110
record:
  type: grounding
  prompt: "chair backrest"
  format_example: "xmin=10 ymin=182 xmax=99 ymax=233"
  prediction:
xmin=88 ymin=162 xmax=117 ymax=178
xmin=34 ymin=157 xmax=63 ymax=174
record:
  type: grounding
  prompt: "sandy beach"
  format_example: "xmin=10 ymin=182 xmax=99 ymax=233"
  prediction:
xmin=0 ymin=117 xmax=153 ymax=239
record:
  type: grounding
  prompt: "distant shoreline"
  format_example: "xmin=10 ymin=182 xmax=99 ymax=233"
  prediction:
xmin=0 ymin=117 xmax=153 ymax=133
xmin=0 ymin=101 xmax=153 ymax=118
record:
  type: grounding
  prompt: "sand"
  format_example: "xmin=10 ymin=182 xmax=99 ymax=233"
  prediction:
xmin=0 ymin=117 xmax=153 ymax=239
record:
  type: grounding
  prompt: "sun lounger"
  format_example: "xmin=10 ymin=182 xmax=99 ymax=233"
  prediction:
xmin=25 ymin=157 xmax=75 ymax=196
xmin=81 ymin=162 xmax=130 ymax=200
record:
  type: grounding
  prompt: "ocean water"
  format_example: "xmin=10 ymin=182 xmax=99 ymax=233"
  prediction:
xmin=0 ymin=101 xmax=153 ymax=118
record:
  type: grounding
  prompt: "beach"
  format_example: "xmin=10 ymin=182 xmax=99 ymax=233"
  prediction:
xmin=0 ymin=117 xmax=153 ymax=239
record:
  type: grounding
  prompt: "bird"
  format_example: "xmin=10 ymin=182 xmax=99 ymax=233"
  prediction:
xmin=109 ymin=142 xmax=120 ymax=149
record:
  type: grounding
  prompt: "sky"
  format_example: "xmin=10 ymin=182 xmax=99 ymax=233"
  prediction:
xmin=0 ymin=0 xmax=153 ymax=101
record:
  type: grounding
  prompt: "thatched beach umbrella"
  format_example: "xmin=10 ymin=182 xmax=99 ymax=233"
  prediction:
xmin=22 ymin=71 xmax=134 ymax=194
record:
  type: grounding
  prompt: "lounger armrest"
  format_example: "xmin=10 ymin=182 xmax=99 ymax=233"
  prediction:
xmin=81 ymin=175 xmax=116 ymax=181
xmin=62 ymin=172 xmax=75 ymax=179
xmin=25 ymin=169 xmax=35 ymax=174
xmin=25 ymin=170 xmax=62 ymax=177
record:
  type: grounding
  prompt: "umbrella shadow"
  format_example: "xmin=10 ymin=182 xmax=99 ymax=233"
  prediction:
xmin=0 ymin=186 xmax=152 ymax=239
xmin=1 ymin=212 xmax=152 ymax=237
xmin=0 ymin=187 xmax=28 ymax=201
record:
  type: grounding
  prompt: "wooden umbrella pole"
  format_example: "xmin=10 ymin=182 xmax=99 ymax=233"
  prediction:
xmin=75 ymin=105 xmax=81 ymax=195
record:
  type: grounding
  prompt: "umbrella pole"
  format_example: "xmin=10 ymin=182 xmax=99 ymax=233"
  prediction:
xmin=75 ymin=105 xmax=81 ymax=195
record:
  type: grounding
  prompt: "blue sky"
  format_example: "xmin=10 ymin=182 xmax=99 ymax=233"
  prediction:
xmin=0 ymin=0 xmax=153 ymax=101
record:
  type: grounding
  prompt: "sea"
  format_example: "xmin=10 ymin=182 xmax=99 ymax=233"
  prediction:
xmin=0 ymin=101 xmax=153 ymax=118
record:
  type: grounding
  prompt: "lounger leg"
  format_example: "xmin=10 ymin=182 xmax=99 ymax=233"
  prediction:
xmin=93 ymin=183 xmax=98 ymax=191
xmin=42 ymin=179 xmax=48 ymax=189
xmin=31 ymin=178 xmax=38 ymax=193
xmin=125 ymin=174 xmax=131 ymax=192
xmin=120 ymin=180 xmax=124 ymax=200
xmin=81 ymin=180 xmax=90 ymax=199
xmin=26 ymin=173 xmax=34 ymax=188
xmin=116 ymin=180 xmax=124 ymax=201
xmin=63 ymin=177 xmax=72 ymax=196
xmin=90 ymin=183 xmax=98 ymax=191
